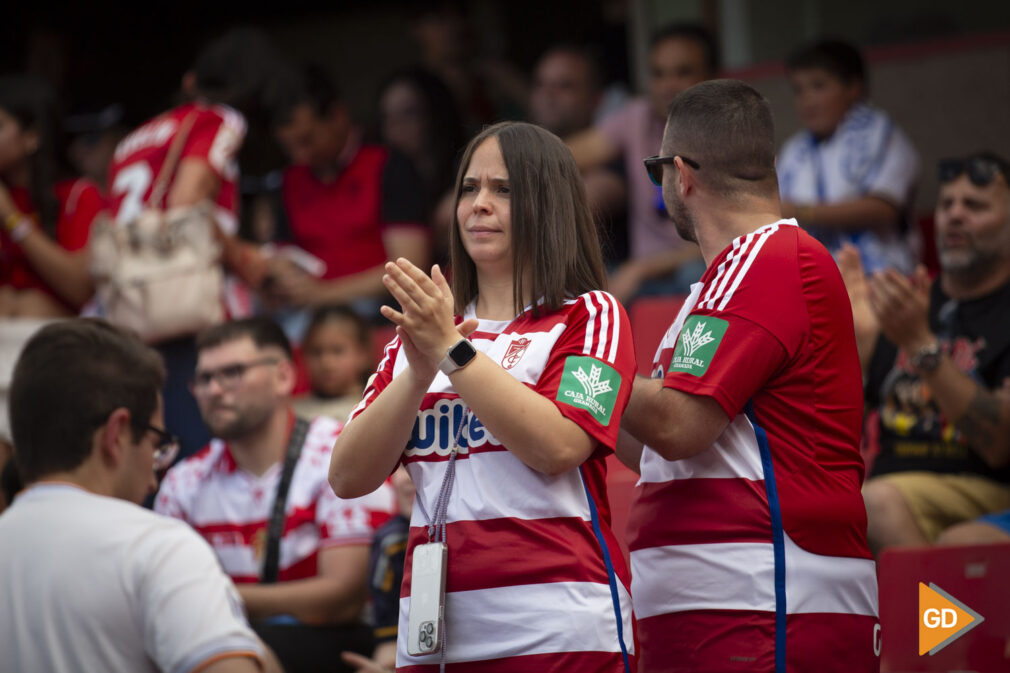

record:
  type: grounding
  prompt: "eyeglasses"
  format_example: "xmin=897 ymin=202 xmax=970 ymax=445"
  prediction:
xmin=938 ymin=156 xmax=1010 ymax=187
xmin=644 ymin=154 xmax=702 ymax=186
xmin=190 ymin=357 xmax=279 ymax=392
xmin=146 ymin=424 xmax=180 ymax=471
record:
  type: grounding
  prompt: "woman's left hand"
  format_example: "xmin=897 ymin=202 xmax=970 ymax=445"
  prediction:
xmin=380 ymin=259 xmax=477 ymax=368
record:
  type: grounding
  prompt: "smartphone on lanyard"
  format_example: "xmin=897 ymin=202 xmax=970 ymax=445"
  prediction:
xmin=406 ymin=541 xmax=448 ymax=656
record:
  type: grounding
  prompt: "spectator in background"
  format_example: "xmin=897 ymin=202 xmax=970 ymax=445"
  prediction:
xmin=104 ymin=27 xmax=286 ymax=460
xmin=375 ymin=68 xmax=466 ymax=265
xmin=566 ymin=23 xmax=715 ymax=303
xmin=778 ymin=39 xmax=919 ymax=273
xmin=0 ymin=319 xmax=277 ymax=673
xmin=293 ymin=305 xmax=375 ymax=423
xmin=340 ymin=465 xmax=414 ymax=673
xmin=530 ymin=44 xmax=628 ymax=266
xmin=0 ymin=74 xmax=105 ymax=445
xmin=409 ymin=4 xmax=528 ymax=132
xmin=155 ymin=317 xmax=395 ymax=671
xmin=64 ymin=103 xmax=128 ymax=194
xmin=270 ymin=64 xmax=429 ymax=318
xmin=841 ymin=152 xmax=1010 ymax=556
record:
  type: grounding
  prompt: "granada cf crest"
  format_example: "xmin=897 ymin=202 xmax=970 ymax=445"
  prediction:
xmin=501 ymin=337 xmax=532 ymax=370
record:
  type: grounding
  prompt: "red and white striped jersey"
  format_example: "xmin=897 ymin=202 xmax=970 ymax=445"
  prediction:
xmin=155 ymin=414 xmax=395 ymax=584
xmin=108 ymin=101 xmax=245 ymax=236
xmin=627 ymin=221 xmax=879 ymax=673
xmin=350 ymin=291 xmax=636 ymax=672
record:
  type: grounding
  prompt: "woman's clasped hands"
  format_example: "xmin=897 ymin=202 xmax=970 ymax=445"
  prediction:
xmin=380 ymin=258 xmax=479 ymax=380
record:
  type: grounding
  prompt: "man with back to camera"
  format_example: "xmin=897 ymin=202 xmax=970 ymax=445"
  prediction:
xmin=566 ymin=23 xmax=715 ymax=302
xmin=0 ymin=318 xmax=279 ymax=673
xmin=840 ymin=152 xmax=1010 ymax=555
xmin=155 ymin=317 xmax=395 ymax=663
xmin=618 ymin=79 xmax=878 ymax=672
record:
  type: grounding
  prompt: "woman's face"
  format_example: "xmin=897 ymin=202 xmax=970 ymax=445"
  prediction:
xmin=456 ymin=136 xmax=513 ymax=275
xmin=0 ymin=108 xmax=35 ymax=176
xmin=302 ymin=320 xmax=370 ymax=398
xmin=380 ymin=82 xmax=427 ymax=160
xmin=789 ymin=67 xmax=862 ymax=139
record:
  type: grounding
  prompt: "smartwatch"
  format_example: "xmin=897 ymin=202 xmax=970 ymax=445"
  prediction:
xmin=911 ymin=342 xmax=942 ymax=374
xmin=439 ymin=338 xmax=478 ymax=375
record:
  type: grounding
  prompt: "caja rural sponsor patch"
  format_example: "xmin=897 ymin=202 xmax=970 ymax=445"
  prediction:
xmin=556 ymin=356 xmax=621 ymax=425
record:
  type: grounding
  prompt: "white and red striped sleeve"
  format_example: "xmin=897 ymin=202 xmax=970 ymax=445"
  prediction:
xmin=347 ymin=333 xmax=402 ymax=424
xmin=534 ymin=291 xmax=636 ymax=450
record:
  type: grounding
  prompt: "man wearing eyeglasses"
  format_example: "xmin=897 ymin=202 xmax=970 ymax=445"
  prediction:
xmin=0 ymin=319 xmax=278 ymax=673
xmin=619 ymin=80 xmax=877 ymax=672
xmin=155 ymin=317 xmax=395 ymax=666
xmin=844 ymin=152 xmax=1010 ymax=555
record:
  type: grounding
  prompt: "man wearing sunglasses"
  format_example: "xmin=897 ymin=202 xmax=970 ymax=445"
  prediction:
xmin=620 ymin=80 xmax=876 ymax=672
xmin=155 ymin=317 xmax=395 ymax=668
xmin=847 ymin=152 xmax=1010 ymax=554
xmin=0 ymin=319 xmax=277 ymax=673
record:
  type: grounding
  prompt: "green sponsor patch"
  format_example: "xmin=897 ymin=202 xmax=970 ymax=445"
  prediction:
xmin=556 ymin=356 xmax=621 ymax=425
xmin=669 ymin=315 xmax=728 ymax=377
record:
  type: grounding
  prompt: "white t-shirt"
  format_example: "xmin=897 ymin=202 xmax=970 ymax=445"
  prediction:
xmin=0 ymin=483 xmax=263 ymax=673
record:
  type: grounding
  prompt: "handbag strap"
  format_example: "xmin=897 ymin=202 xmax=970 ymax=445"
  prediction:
xmin=146 ymin=110 xmax=199 ymax=209
xmin=261 ymin=416 xmax=311 ymax=584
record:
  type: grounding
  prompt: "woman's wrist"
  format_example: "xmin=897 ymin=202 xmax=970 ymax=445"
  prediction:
xmin=4 ymin=212 xmax=35 ymax=243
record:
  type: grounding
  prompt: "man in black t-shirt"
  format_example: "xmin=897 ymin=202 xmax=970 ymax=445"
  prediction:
xmin=841 ymin=152 xmax=1010 ymax=556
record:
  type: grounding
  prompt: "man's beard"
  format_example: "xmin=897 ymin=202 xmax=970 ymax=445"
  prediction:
xmin=665 ymin=189 xmax=698 ymax=243
xmin=939 ymin=239 xmax=1005 ymax=284
xmin=205 ymin=404 xmax=273 ymax=441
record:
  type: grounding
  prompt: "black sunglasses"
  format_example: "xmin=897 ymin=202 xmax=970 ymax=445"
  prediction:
xmin=644 ymin=154 xmax=702 ymax=186
xmin=938 ymin=156 xmax=1010 ymax=187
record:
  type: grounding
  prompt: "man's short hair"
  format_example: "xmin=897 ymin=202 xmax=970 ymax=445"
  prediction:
xmin=9 ymin=320 xmax=166 ymax=483
xmin=195 ymin=317 xmax=293 ymax=360
xmin=270 ymin=63 xmax=342 ymax=128
xmin=664 ymin=79 xmax=778 ymax=198
xmin=536 ymin=43 xmax=605 ymax=92
xmin=786 ymin=39 xmax=866 ymax=87
xmin=650 ymin=22 xmax=720 ymax=76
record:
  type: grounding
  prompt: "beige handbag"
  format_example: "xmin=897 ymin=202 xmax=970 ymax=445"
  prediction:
xmin=90 ymin=113 xmax=224 ymax=343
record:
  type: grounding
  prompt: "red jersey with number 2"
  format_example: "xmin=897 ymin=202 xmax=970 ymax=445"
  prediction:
xmin=107 ymin=102 xmax=246 ymax=235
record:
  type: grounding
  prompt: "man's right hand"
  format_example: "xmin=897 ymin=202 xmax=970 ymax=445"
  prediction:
xmin=837 ymin=244 xmax=879 ymax=371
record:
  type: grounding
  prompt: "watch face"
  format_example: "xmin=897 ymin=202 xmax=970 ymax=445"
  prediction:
xmin=449 ymin=340 xmax=477 ymax=366
xmin=917 ymin=352 xmax=941 ymax=372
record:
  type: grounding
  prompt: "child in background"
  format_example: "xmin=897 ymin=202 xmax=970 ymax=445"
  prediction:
xmin=776 ymin=39 xmax=919 ymax=273
xmin=293 ymin=305 xmax=374 ymax=423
